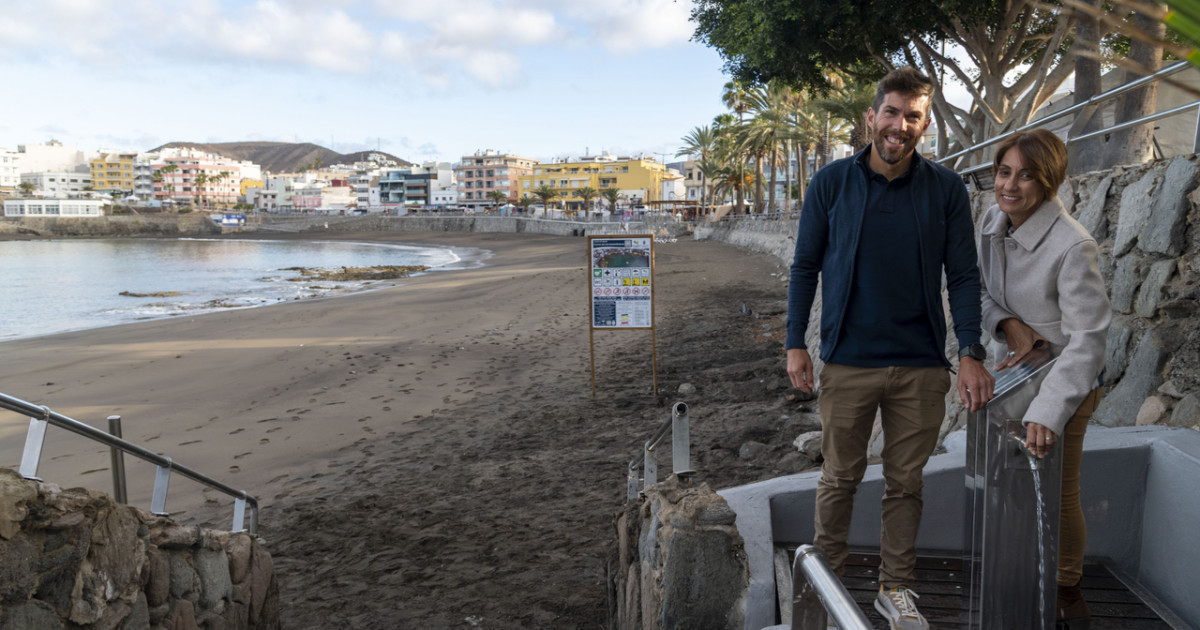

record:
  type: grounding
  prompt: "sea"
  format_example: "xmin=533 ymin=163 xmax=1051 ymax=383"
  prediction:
xmin=0 ymin=238 xmax=475 ymax=342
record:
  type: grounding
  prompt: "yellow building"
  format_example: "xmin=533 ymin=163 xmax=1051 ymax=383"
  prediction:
xmin=518 ymin=154 xmax=669 ymax=213
xmin=241 ymin=178 xmax=264 ymax=197
xmin=89 ymin=153 xmax=137 ymax=196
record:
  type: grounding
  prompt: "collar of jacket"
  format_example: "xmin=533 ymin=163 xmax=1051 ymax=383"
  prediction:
xmin=983 ymin=195 xmax=1066 ymax=252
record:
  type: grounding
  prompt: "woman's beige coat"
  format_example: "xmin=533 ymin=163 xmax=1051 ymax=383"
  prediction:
xmin=978 ymin=196 xmax=1111 ymax=436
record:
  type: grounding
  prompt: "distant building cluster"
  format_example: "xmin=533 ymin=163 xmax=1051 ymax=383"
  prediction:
xmin=0 ymin=140 xmax=694 ymax=218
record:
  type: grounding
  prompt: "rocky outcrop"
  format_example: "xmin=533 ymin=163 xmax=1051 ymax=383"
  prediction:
xmin=610 ymin=475 xmax=748 ymax=630
xmin=0 ymin=468 xmax=279 ymax=630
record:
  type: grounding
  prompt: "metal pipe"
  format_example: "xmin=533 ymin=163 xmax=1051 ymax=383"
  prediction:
xmin=791 ymin=545 xmax=872 ymax=630
xmin=937 ymin=61 xmax=1192 ymax=166
xmin=671 ymin=402 xmax=692 ymax=475
xmin=107 ymin=415 xmax=127 ymax=504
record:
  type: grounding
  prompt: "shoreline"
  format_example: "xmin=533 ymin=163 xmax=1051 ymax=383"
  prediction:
xmin=0 ymin=233 xmax=496 ymax=344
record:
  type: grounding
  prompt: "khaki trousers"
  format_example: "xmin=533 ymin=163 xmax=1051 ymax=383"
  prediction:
xmin=1059 ymin=388 xmax=1102 ymax=587
xmin=814 ymin=363 xmax=951 ymax=588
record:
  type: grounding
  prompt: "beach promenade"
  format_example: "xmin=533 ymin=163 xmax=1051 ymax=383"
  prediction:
xmin=0 ymin=230 xmax=798 ymax=628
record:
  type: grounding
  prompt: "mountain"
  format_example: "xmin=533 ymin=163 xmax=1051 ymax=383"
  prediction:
xmin=149 ymin=141 xmax=412 ymax=174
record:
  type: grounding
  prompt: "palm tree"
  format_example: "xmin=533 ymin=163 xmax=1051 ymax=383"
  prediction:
xmin=194 ymin=172 xmax=208 ymax=208
xmin=517 ymin=194 xmax=535 ymax=213
xmin=487 ymin=190 xmax=509 ymax=213
xmin=158 ymin=164 xmax=178 ymax=203
xmin=677 ymin=125 xmax=718 ymax=214
xmin=601 ymin=187 xmax=624 ymax=215
xmin=532 ymin=185 xmax=559 ymax=218
xmin=572 ymin=186 xmax=599 ymax=218
xmin=712 ymin=113 xmax=748 ymax=213
xmin=738 ymin=81 xmax=799 ymax=213
xmin=18 ymin=181 xmax=35 ymax=197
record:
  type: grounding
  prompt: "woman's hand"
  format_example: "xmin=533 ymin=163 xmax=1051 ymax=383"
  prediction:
xmin=1025 ymin=421 xmax=1057 ymax=459
xmin=996 ymin=318 xmax=1048 ymax=370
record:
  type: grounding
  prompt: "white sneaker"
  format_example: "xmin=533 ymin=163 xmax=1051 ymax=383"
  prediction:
xmin=874 ymin=586 xmax=929 ymax=630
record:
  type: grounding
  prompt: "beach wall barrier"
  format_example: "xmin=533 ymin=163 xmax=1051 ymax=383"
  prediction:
xmin=0 ymin=468 xmax=280 ymax=629
xmin=0 ymin=214 xmax=223 ymax=238
xmin=698 ymin=154 xmax=1200 ymax=434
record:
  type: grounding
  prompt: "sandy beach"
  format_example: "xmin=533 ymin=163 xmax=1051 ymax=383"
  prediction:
xmin=0 ymin=231 xmax=813 ymax=629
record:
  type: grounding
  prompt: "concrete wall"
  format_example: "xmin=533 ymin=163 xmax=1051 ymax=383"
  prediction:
xmin=0 ymin=468 xmax=279 ymax=630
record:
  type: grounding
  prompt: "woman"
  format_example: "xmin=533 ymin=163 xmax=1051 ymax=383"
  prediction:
xmin=977 ymin=128 xmax=1111 ymax=626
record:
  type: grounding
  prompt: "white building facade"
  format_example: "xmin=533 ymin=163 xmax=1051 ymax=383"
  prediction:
xmin=4 ymin=199 xmax=105 ymax=217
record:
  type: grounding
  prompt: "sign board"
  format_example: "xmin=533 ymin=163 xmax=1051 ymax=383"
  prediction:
xmin=589 ymin=235 xmax=654 ymax=329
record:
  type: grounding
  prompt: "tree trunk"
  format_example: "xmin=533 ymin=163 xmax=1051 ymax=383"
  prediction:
xmin=753 ymin=153 xmax=764 ymax=213
xmin=1103 ymin=13 xmax=1163 ymax=167
xmin=783 ymin=140 xmax=793 ymax=215
xmin=768 ymin=149 xmax=778 ymax=213
xmin=1068 ymin=0 xmax=1105 ymax=174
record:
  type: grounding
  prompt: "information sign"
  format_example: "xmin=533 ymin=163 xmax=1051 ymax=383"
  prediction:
xmin=589 ymin=235 xmax=654 ymax=329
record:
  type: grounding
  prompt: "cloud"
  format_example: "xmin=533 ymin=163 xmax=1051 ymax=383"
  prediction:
xmin=562 ymin=0 xmax=695 ymax=53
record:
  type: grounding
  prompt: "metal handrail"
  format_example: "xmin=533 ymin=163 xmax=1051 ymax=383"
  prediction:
xmin=938 ymin=61 xmax=1197 ymax=173
xmin=626 ymin=401 xmax=693 ymax=499
xmin=790 ymin=545 xmax=872 ymax=629
xmin=1 ymin=391 xmax=258 ymax=534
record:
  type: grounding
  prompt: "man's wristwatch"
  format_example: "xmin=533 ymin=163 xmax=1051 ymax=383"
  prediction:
xmin=958 ymin=343 xmax=986 ymax=362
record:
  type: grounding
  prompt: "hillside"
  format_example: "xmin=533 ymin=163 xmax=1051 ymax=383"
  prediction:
xmin=150 ymin=141 xmax=411 ymax=174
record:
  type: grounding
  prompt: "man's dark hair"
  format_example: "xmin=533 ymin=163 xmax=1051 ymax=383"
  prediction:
xmin=871 ymin=67 xmax=936 ymax=115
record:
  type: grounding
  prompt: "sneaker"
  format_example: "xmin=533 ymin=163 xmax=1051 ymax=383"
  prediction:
xmin=874 ymin=586 xmax=929 ymax=630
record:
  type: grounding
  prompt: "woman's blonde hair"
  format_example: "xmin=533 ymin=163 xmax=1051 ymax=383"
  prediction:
xmin=993 ymin=129 xmax=1068 ymax=195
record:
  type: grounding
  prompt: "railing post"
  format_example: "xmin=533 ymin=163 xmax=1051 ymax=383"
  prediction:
xmin=151 ymin=459 xmax=173 ymax=516
xmin=19 ymin=406 xmax=51 ymax=481
xmin=233 ymin=496 xmax=247 ymax=533
xmin=107 ymin=415 xmax=127 ymax=504
xmin=671 ymin=402 xmax=692 ymax=476
xmin=643 ymin=441 xmax=657 ymax=488
xmin=627 ymin=462 xmax=639 ymax=500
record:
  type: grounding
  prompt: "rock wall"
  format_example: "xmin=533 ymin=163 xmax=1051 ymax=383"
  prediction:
xmin=0 ymin=215 xmax=223 ymax=238
xmin=698 ymin=154 xmax=1200 ymax=433
xmin=609 ymin=475 xmax=748 ymax=630
xmin=0 ymin=468 xmax=279 ymax=630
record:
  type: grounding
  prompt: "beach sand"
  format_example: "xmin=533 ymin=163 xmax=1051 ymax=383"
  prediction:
xmin=0 ymin=231 xmax=815 ymax=629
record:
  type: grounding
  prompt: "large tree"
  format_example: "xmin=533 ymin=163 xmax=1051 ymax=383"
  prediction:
xmin=692 ymin=0 xmax=1079 ymax=164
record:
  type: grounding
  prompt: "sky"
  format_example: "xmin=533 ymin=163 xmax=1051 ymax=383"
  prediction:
xmin=0 ymin=0 xmax=737 ymax=166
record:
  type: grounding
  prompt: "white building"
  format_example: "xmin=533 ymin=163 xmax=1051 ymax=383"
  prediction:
xmin=431 ymin=185 xmax=458 ymax=208
xmin=20 ymin=171 xmax=92 ymax=197
xmin=4 ymin=199 xmax=105 ymax=217
xmin=0 ymin=148 xmax=20 ymax=190
xmin=17 ymin=140 xmax=94 ymax=173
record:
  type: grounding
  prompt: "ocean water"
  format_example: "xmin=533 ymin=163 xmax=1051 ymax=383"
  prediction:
xmin=0 ymin=238 xmax=469 ymax=342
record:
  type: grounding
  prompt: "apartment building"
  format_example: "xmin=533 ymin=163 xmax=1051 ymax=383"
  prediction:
xmin=20 ymin=171 xmax=92 ymax=197
xmin=454 ymin=150 xmax=536 ymax=212
xmin=0 ymin=148 xmax=20 ymax=190
xmin=518 ymin=153 xmax=670 ymax=214
xmin=4 ymin=199 xmax=105 ymax=217
xmin=89 ymin=153 xmax=137 ymax=197
xmin=153 ymin=148 xmax=246 ymax=207
xmin=379 ymin=162 xmax=453 ymax=212
xmin=16 ymin=140 xmax=94 ymax=173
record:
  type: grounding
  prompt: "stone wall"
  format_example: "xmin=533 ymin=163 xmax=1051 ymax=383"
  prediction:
xmin=0 ymin=215 xmax=223 ymax=238
xmin=697 ymin=154 xmax=1200 ymax=433
xmin=609 ymin=475 xmax=748 ymax=630
xmin=0 ymin=468 xmax=279 ymax=629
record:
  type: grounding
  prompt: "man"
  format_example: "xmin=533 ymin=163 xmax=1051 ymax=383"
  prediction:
xmin=785 ymin=67 xmax=994 ymax=630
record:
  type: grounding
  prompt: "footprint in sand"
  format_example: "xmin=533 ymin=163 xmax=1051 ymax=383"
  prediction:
xmin=229 ymin=428 xmax=245 ymax=435
xmin=179 ymin=440 xmax=202 ymax=446
xmin=233 ymin=452 xmax=252 ymax=460
xmin=259 ymin=438 xmax=270 ymax=445
xmin=229 ymin=465 xmax=240 ymax=473
xmin=266 ymin=427 xmax=282 ymax=434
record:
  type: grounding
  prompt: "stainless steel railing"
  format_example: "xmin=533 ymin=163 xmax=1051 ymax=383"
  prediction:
xmin=626 ymin=401 xmax=693 ymax=499
xmin=2 ymin=391 xmax=258 ymax=534
xmin=790 ymin=545 xmax=872 ymax=630
xmin=939 ymin=61 xmax=1198 ymax=184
